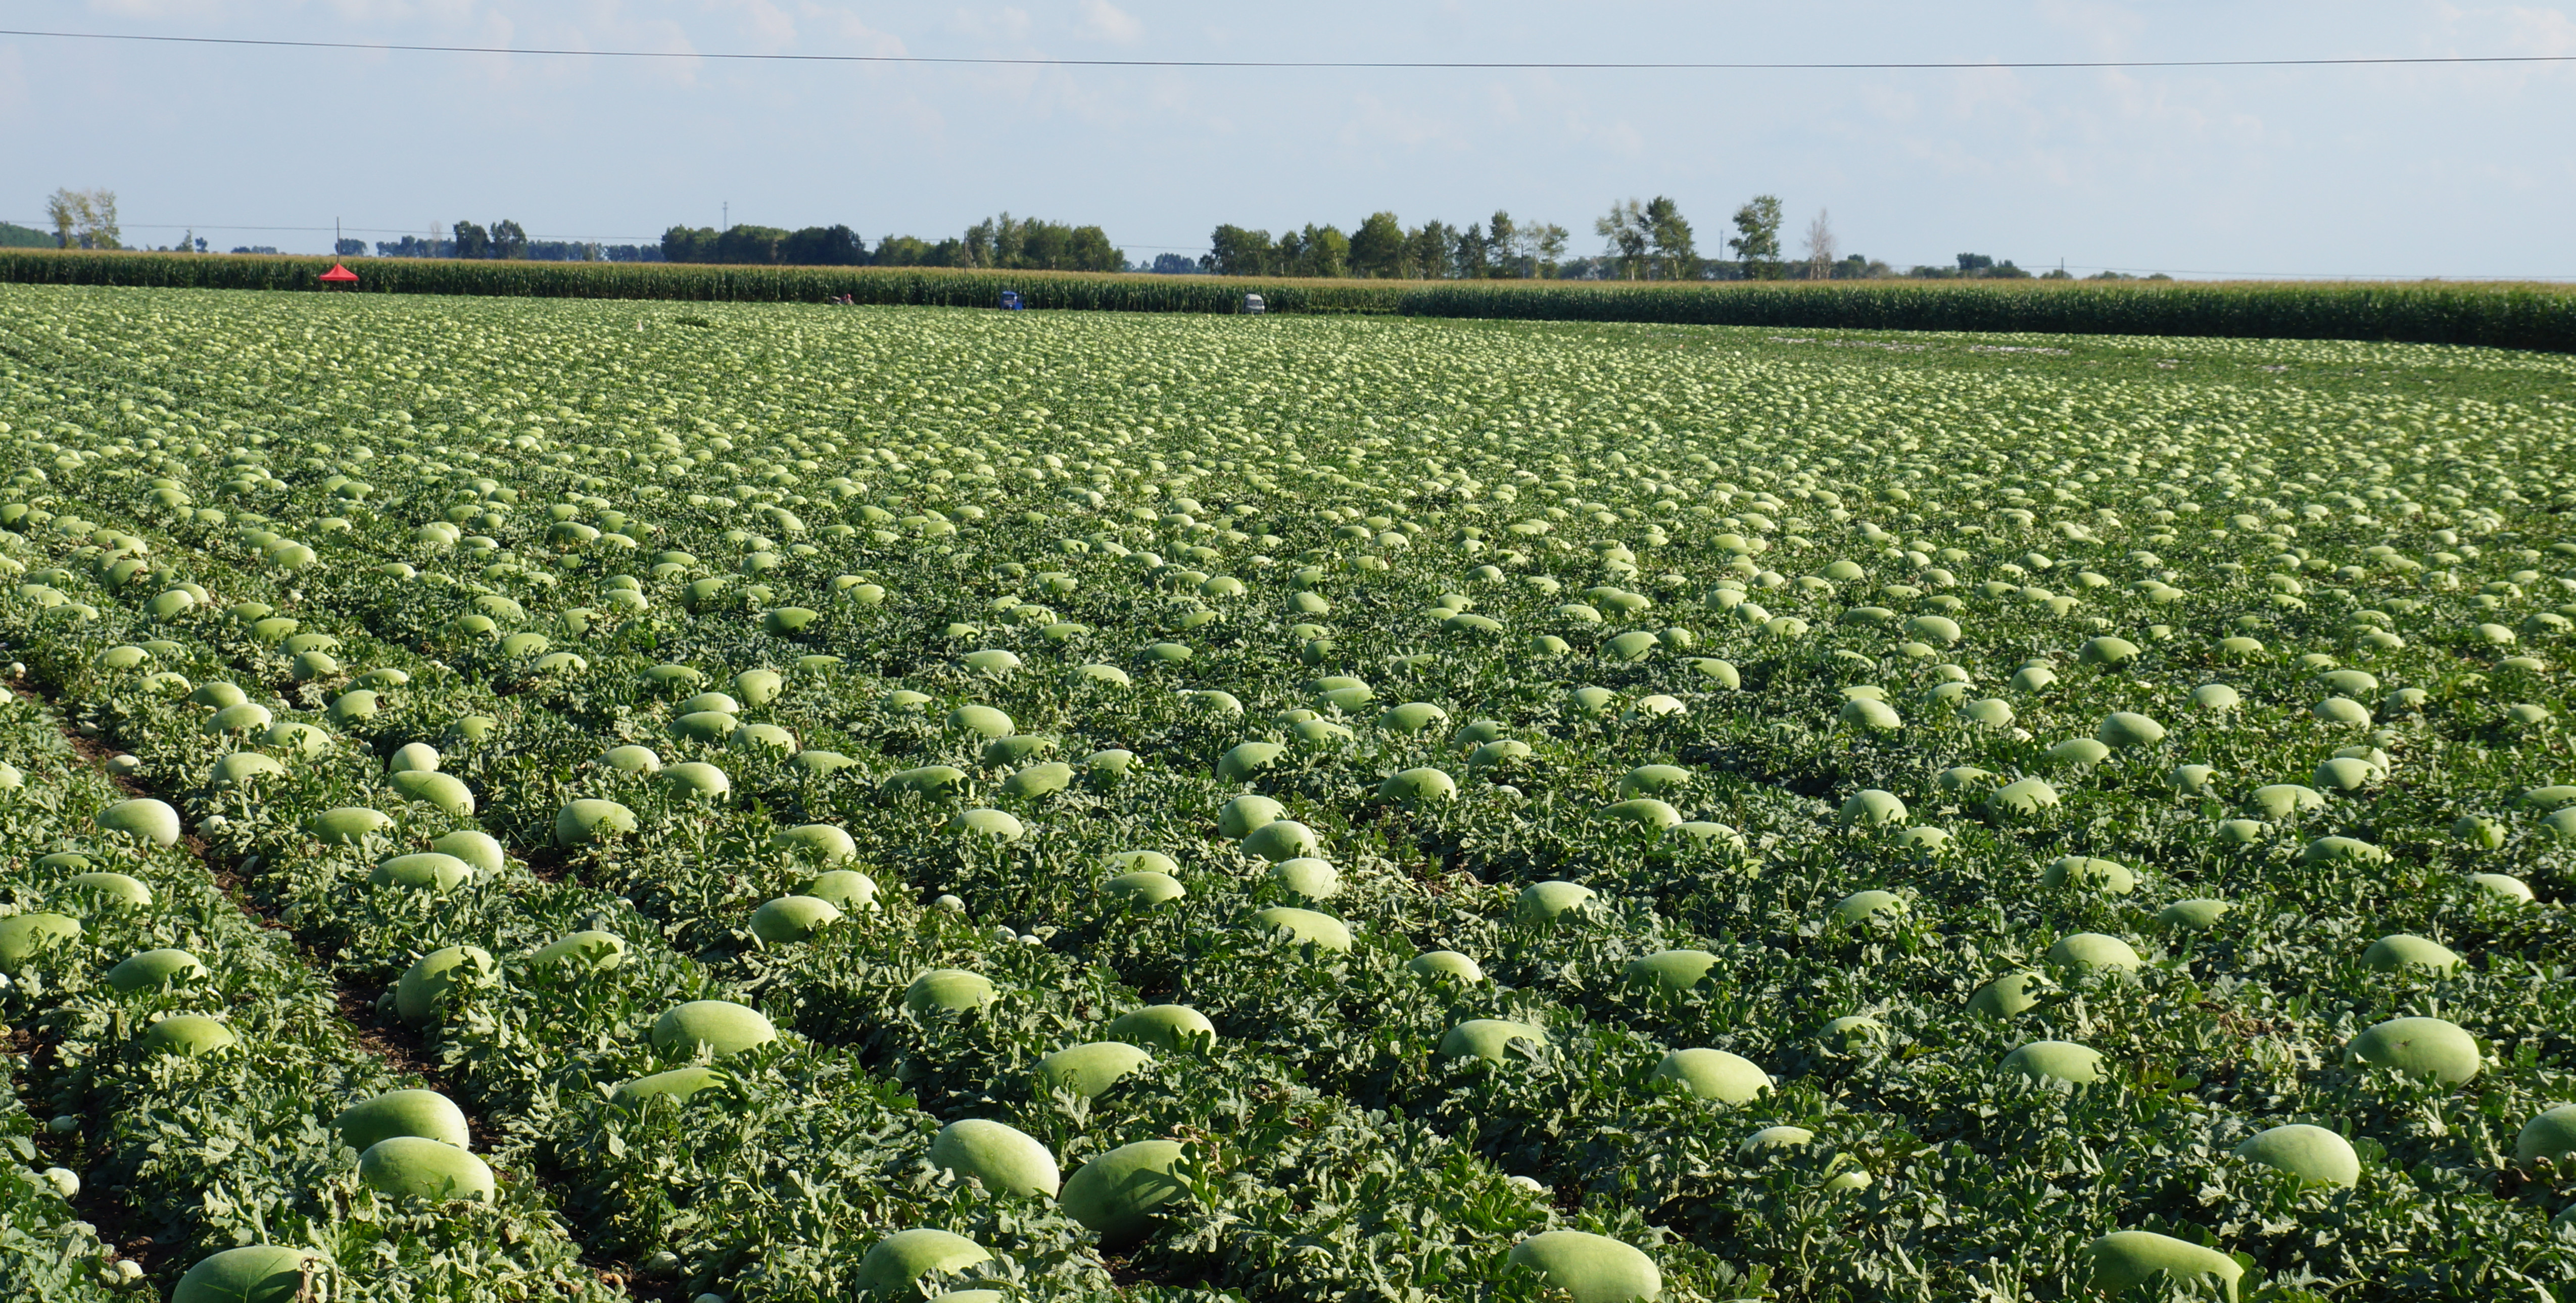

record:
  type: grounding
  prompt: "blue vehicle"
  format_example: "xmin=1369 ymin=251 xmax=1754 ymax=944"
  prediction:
xmin=999 ymin=289 xmax=1024 ymax=310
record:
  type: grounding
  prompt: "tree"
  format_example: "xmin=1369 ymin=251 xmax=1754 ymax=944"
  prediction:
xmin=1453 ymin=222 xmax=1490 ymax=279
xmin=1043 ymin=220 xmax=1119 ymax=270
xmin=1273 ymin=226 xmax=1319 ymax=276
xmin=490 ymin=220 xmax=529 ymax=259
xmin=1802 ymin=209 xmax=1838 ymax=280
xmin=1148 ymin=253 xmax=1197 ymax=274
xmin=1595 ymin=199 xmax=1649 ymax=279
xmin=1405 ymin=220 xmax=1455 ymax=278
xmin=870 ymin=234 xmax=937 ymax=266
xmin=1486 ymin=211 xmax=1520 ymax=277
xmin=960 ymin=213 xmax=1051 ymax=268
xmin=951 ymin=214 xmax=1123 ymax=272
xmin=1287 ymin=224 xmax=1349 ymax=277
xmin=716 ymin=225 xmax=788 ymax=263
xmin=660 ymin=226 xmax=716 ymax=262
xmin=1348 ymin=212 xmax=1405 ymax=278
xmin=333 ymin=238 xmax=366 ymax=257
xmin=1644 ymin=196 xmax=1696 ymax=279
xmin=1728 ymin=196 xmax=1783 ymax=277
xmin=45 ymin=188 xmax=120 ymax=250
xmin=1204 ymin=225 xmax=1275 ymax=276
xmin=517 ymin=240 xmax=600 ymax=262
xmin=1533 ymin=223 xmax=1569 ymax=278
xmin=453 ymin=221 xmax=491 ymax=259
xmin=782 ymin=225 xmax=867 ymax=265
xmin=1955 ymin=253 xmax=1994 ymax=272
xmin=990 ymin=213 xmax=1026 ymax=267
xmin=963 ymin=213 xmax=1019 ymax=267
xmin=961 ymin=217 xmax=997 ymax=267
xmin=1015 ymin=220 xmax=1065 ymax=269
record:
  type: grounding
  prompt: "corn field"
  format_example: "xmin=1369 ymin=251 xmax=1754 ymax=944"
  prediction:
xmin=4 ymin=250 xmax=2574 ymax=352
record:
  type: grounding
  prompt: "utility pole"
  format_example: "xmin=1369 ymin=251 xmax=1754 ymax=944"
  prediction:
xmin=723 ymin=201 xmax=729 ymax=231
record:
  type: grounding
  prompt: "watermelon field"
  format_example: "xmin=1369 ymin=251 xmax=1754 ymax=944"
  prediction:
xmin=2 ymin=282 xmax=2574 ymax=1303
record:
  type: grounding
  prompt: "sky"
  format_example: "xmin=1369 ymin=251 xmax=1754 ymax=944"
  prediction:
xmin=5 ymin=0 xmax=2572 ymax=277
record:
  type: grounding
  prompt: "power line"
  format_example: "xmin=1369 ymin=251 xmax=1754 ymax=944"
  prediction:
xmin=5 ymin=27 xmax=2574 ymax=71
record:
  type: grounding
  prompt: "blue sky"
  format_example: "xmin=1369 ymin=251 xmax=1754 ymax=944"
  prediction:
xmin=7 ymin=1 xmax=2572 ymax=276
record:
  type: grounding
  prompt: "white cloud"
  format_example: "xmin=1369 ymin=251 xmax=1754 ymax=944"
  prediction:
xmin=1080 ymin=0 xmax=1142 ymax=43
xmin=2501 ymin=4 xmax=2576 ymax=53
xmin=800 ymin=4 xmax=911 ymax=56
xmin=714 ymin=0 xmax=800 ymax=50
xmin=83 ymin=0 xmax=237 ymax=18
xmin=947 ymin=7 xmax=1033 ymax=42
xmin=84 ymin=0 xmax=467 ymax=19
xmin=1337 ymin=90 xmax=1460 ymax=152
xmin=1549 ymin=102 xmax=1640 ymax=160
xmin=313 ymin=1 xmax=463 ymax=21
xmin=2033 ymin=0 xmax=2148 ymax=56
xmin=1857 ymin=82 xmax=1923 ymax=125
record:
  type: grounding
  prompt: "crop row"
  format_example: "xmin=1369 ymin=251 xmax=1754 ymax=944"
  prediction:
xmin=8 ymin=250 xmax=2576 ymax=354
xmin=1 ymin=691 xmax=133 ymax=1303
xmin=0 ymin=544 xmax=1136 ymax=1300
xmin=0 ymin=669 xmax=618 ymax=1302
xmin=0 ymin=460 xmax=1725 ymax=1300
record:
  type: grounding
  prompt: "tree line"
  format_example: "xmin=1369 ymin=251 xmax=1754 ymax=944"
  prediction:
xmin=364 ymin=228 xmax=660 ymax=263
xmin=21 ymin=184 xmax=2170 ymax=282
xmin=1201 ymin=212 xmax=1575 ymax=279
xmin=1201 ymin=197 xmax=1830 ymax=280
xmin=659 ymin=213 xmax=1124 ymax=272
xmin=1195 ymin=196 xmax=2150 ymax=281
xmin=277 ymin=211 xmax=1127 ymax=270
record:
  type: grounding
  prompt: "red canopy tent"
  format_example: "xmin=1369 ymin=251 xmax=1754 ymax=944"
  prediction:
xmin=319 ymin=263 xmax=359 ymax=291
